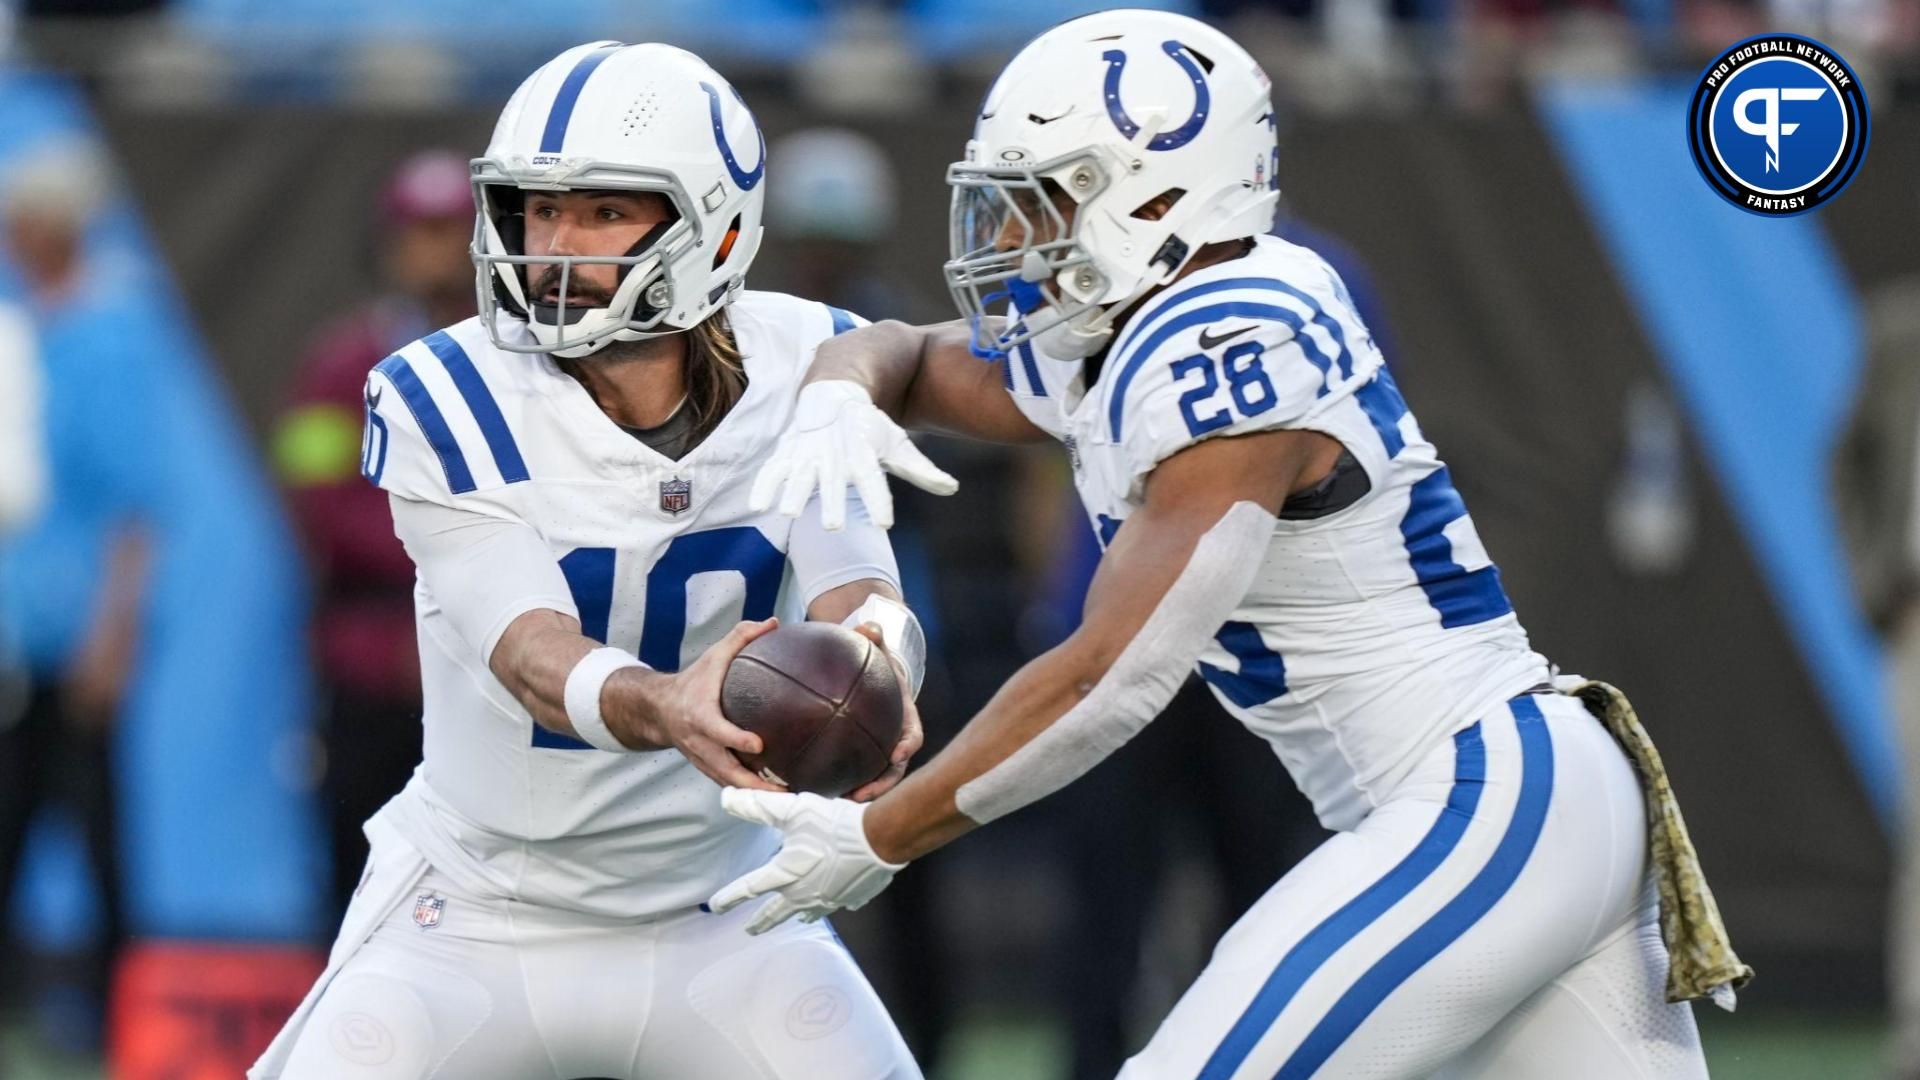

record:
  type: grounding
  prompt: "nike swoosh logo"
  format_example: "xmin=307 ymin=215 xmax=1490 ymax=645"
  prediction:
xmin=1197 ymin=324 xmax=1256 ymax=351
xmin=365 ymin=383 xmax=383 ymax=409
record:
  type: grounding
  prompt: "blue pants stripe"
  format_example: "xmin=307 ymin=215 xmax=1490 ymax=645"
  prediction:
xmin=1195 ymin=721 xmax=1489 ymax=1080
xmin=1273 ymin=696 xmax=1555 ymax=1078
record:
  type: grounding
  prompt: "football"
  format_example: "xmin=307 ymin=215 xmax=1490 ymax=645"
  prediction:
xmin=720 ymin=621 xmax=904 ymax=797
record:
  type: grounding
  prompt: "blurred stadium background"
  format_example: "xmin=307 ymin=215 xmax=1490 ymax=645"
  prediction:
xmin=0 ymin=0 xmax=1912 ymax=1076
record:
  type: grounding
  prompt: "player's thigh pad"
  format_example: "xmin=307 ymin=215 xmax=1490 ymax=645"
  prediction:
xmin=655 ymin=904 xmax=922 ymax=1080
xmin=278 ymin=873 xmax=547 ymax=1080
xmin=1435 ymin=884 xmax=1707 ymax=1080
xmin=1122 ymin=694 xmax=1650 ymax=1080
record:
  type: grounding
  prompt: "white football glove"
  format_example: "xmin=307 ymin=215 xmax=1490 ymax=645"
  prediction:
xmin=707 ymin=788 xmax=906 ymax=935
xmin=749 ymin=380 xmax=958 ymax=531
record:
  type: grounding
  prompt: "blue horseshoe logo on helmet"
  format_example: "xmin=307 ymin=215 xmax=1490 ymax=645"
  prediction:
xmin=699 ymin=82 xmax=765 ymax=191
xmin=1102 ymin=40 xmax=1210 ymax=151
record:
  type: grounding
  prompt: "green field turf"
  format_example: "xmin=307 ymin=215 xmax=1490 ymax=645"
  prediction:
xmin=1 ymin=1008 xmax=1890 ymax=1078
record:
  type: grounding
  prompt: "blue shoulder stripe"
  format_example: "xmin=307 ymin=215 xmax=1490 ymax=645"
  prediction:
xmin=1110 ymin=275 xmax=1356 ymax=377
xmin=539 ymin=44 xmax=622 ymax=154
xmin=424 ymin=331 xmax=530 ymax=485
xmin=825 ymin=304 xmax=858 ymax=336
xmin=1106 ymin=300 xmax=1347 ymax=440
xmin=374 ymin=354 xmax=475 ymax=495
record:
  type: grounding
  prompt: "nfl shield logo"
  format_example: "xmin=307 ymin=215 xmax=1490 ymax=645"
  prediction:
xmin=412 ymin=892 xmax=445 ymax=930
xmin=660 ymin=476 xmax=692 ymax=516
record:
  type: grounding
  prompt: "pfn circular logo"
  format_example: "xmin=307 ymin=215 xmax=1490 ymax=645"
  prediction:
xmin=1688 ymin=34 xmax=1868 ymax=216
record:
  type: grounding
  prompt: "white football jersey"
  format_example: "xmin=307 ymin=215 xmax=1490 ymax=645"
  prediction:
xmin=359 ymin=291 xmax=879 ymax=920
xmin=1006 ymin=235 xmax=1550 ymax=830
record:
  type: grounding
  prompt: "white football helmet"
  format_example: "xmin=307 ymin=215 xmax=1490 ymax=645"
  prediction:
xmin=473 ymin=41 xmax=767 ymax=358
xmin=945 ymin=10 xmax=1279 ymax=360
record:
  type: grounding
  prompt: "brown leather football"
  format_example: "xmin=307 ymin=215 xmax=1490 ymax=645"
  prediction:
xmin=720 ymin=621 xmax=903 ymax=797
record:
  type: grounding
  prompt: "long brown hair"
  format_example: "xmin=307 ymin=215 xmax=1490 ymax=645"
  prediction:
xmin=684 ymin=307 xmax=747 ymax=442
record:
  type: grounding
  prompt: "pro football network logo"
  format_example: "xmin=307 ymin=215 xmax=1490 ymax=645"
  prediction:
xmin=1687 ymin=34 xmax=1869 ymax=216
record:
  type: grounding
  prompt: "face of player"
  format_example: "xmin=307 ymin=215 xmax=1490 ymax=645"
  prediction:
xmin=523 ymin=189 xmax=676 ymax=309
xmin=997 ymin=180 xmax=1077 ymax=255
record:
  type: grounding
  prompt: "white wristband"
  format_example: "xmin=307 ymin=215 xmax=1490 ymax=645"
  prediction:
xmin=841 ymin=594 xmax=927 ymax=699
xmin=563 ymin=647 xmax=646 ymax=753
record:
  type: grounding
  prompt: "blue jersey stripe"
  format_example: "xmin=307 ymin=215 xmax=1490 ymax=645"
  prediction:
xmin=1195 ymin=721 xmax=1489 ymax=1080
xmin=424 ymin=331 xmax=530 ymax=486
xmin=1402 ymin=467 xmax=1515 ymax=628
xmin=1106 ymin=301 xmax=1345 ymax=440
xmin=1016 ymin=341 xmax=1047 ymax=398
xmin=539 ymin=45 xmax=621 ymax=154
xmin=826 ymin=304 xmax=858 ymax=336
xmin=1198 ymin=620 xmax=1288 ymax=707
xmin=1109 ymin=275 xmax=1347 ymax=369
xmin=373 ymin=354 xmax=475 ymax=495
xmin=1275 ymin=698 xmax=1554 ymax=1078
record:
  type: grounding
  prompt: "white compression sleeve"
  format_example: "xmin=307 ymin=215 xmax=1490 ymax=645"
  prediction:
xmin=954 ymin=501 xmax=1276 ymax=825
xmin=388 ymin=494 xmax=580 ymax=664
xmin=787 ymin=492 xmax=902 ymax=603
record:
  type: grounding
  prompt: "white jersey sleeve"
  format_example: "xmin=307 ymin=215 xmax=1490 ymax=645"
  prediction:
xmin=388 ymin=494 xmax=579 ymax=665
xmin=360 ymin=333 xmax=534 ymax=506
xmin=1102 ymin=257 xmax=1384 ymax=496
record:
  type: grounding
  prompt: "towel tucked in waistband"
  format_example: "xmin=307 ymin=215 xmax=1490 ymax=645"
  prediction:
xmin=1558 ymin=677 xmax=1754 ymax=1011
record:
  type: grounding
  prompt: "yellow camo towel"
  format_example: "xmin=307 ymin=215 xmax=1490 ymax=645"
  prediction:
xmin=1562 ymin=680 xmax=1755 ymax=1010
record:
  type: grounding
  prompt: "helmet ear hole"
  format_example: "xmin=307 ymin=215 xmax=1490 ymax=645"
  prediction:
xmin=1130 ymin=188 xmax=1185 ymax=221
xmin=714 ymin=214 xmax=742 ymax=268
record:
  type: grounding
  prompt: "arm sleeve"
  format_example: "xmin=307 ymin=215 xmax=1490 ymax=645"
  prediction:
xmin=388 ymin=494 xmax=579 ymax=665
xmin=786 ymin=491 xmax=902 ymax=607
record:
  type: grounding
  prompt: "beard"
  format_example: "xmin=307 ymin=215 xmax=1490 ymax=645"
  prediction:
xmin=529 ymin=264 xmax=616 ymax=308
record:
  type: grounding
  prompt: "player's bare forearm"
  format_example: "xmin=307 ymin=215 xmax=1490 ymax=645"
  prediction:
xmin=804 ymin=578 xmax=903 ymax=624
xmin=808 ymin=319 xmax=1048 ymax=444
xmin=489 ymin=608 xmax=673 ymax=750
xmin=861 ymin=429 xmax=1334 ymax=863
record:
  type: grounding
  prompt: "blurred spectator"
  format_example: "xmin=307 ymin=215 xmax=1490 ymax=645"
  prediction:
xmin=1833 ymin=275 xmax=1920 ymax=1080
xmin=0 ymin=306 xmax=44 ymax=535
xmin=0 ymin=140 xmax=149 ymax=1049
xmin=766 ymin=127 xmax=919 ymax=321
xmin=269 ymin=148 xmax=472 ymax=923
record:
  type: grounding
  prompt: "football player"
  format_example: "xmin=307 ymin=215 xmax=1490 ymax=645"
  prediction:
xmin=253 ymin=42 xmax=927 ymax=1080
xmin=722 ymin=10 xmax=1713 ymax=1078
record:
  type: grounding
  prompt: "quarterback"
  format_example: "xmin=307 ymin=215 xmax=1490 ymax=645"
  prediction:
xmin=725 ymin=9 xmax=1718 ymax=1079
xmin=253 ymin=43 xmax=927 ymax=1079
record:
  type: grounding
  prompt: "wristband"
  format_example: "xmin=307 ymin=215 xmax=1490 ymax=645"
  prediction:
xmin=841 ymin=594 xmax=927 ymax=698
xmin=563 ymin=647 xmax=646 ymax=752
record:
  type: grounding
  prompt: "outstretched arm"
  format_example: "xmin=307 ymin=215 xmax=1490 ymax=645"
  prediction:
xmin=712 ymin=428 xmax=1343 ymax=931
xmin=752 ymin=318 xmax=1052 ymax=530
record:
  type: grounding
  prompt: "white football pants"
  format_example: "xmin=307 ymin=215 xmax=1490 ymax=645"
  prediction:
xmin=1120 ymin=692 xmax=1709 ymax=1079
xmin=251 ymin=820 xmax=921 ymax=1080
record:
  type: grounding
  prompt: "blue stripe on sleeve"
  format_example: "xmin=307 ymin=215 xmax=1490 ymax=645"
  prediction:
xmin=1106 ymin=300 xmax=1343 ymax=440
xmin=1274 ymin=699 xmax=1553 ymax=1078
xmin=1355 ymin=367 xmax=1411 ymax=460
xmin=539 ymin=45 xmax=622 ymax=154
xmin=424 ymin=331 xmax=530 ymax=486
xmin=373 ymin=354 xmax=475 ymax=495
xmin=1195 ymin=721 xmax=1488 ymax=1080
xmin=826 ymin=305 xmax=858 ymax=336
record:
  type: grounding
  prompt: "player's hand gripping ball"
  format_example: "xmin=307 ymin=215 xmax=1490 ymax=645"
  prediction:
xmin=720 ymin=622 xmax=904 ymax=797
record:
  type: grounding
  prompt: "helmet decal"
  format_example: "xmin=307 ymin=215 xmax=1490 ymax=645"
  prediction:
xmin=700 ymin=82 xmax=765 ymax=192
xmin=1101 ymin=41 xmax=1210 ymax=151
xmin=539 ymin=43 xmax=623 ymax=154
